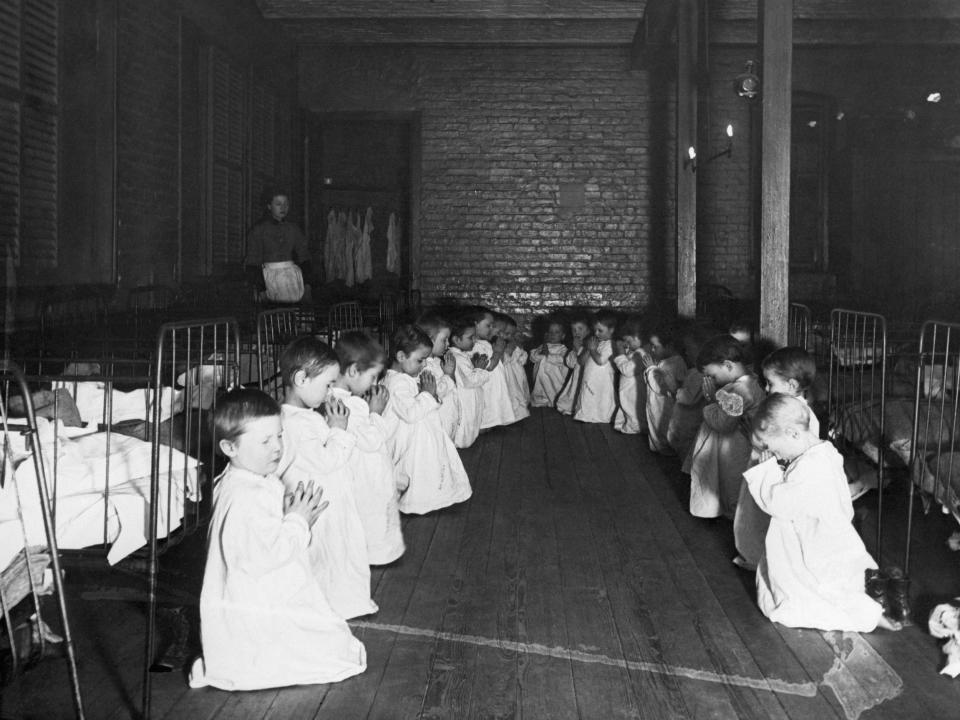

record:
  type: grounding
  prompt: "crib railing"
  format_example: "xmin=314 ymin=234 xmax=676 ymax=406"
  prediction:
xmin=905 ymin=320 xmax=960 ymax=575
xmin=827 ymin=308 xmax=888 ymax=562
xmin=788 ymin=302 xmax=812 ymax=351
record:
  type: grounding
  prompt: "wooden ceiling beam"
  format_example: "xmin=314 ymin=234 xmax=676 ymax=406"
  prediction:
xmin=258 ymin=0 xmax=644 ymax=21
xmin=283 ymin=18 xmax=639 ymax=45
xmin=712 ymin=18 xmax=960 ymax=45
xmin=713 ymin=0 xmax=960 ymax=21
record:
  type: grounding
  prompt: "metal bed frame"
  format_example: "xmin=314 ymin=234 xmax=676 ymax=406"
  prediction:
xmin=788 ymin=302 xmax=812 ymax=351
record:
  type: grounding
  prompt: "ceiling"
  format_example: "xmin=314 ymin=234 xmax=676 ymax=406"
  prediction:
xmin=253 ymin=0 xmax=960 ymax=46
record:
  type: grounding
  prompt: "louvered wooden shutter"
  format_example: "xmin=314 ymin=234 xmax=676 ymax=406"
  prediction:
xmin=208 ymin=48 xmax=246 ymax=269
xmin=249 ymin=74 xmax=294 ymax=221
xmin=0 ymin=0 xmax=59 ymax=275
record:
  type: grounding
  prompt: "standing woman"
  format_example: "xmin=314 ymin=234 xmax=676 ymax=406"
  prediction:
xmin=245 ymin=187 xmax=312 ymax=303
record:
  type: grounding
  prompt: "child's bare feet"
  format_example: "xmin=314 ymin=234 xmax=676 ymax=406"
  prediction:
xmin=877 ymin=614 xmax=903 ymax=631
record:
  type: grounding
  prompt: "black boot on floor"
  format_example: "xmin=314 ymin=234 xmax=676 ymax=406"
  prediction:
xmin=865 ymin=568 xmax=890 ymax=614
xmin=885 ymin=567 xmax=913 ymax=626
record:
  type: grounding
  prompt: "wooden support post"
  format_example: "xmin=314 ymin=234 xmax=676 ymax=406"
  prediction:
xmin=759 ymin=0 xmax=792 ymax=345
xmin=676 ymin=0 xmax=697 ymax=319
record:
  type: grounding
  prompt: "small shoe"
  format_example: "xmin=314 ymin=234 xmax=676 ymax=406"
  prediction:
xmin=732 ymin=555 xmax=757 ymax=572
xmin=885 ymin=568 xmax=912 ymax=625
xmin=865 ymin=568 xmax=890 ymax=614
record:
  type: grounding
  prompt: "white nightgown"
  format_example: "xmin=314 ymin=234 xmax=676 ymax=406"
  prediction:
xmin=449 ymin=347 xmax=489 ymax=448
xmin=190 ymin=466 xmax=366 ymax=691
xmin=503 ymin=346 xmax=530 ymax=421
xmin=574 ymin=339 xmax=616 ymax=424
xmin=329 ymin=387 xmax=404 ymax=566
xmin=555 ymin=347 xmax=584 ymax=415
xmin=530 ymin=343 xmax=568 ymax=408
xmin=685 ymin=374 xmax=765 ymax=519
xmin=734 ymin=400 xmax=819 ymax=568
xmin=423 ymin=356 xmax=461 ymax=441
xmin=645 ymin=354 xmax=688 ymax=453
xmin=382 ymin=370 xmax=472 ymax=514
xmin=474 ymin=338 xmax=517 ymax=429
xmin=279 ymin=405 xmax=378 ymax=620
xmin=746 ymin=442 xmax=883 ymax=632
xmin=356 ymin=207 xmax=373 ymax=284
xmin=612 ymin=351 xmax=643 ymax=434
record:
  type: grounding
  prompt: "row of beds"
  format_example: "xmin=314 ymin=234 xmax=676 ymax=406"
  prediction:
xmin=4 ymin=301 xmax=957 ymax=718
xmin=0 ymin=303 xmax=370 ymax=720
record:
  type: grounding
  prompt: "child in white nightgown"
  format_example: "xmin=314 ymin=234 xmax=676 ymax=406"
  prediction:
xmin=530 ymin=319 xmax=568 ymax=408
xmin=734 ymin=347 xmax=819 ymax=571
xmin=496 ymin=313 xmax=530 ymax=422
xmin=330 ymin=332 xmax=405 ymax=566
xmin=745 ymin=394 xmax=900 ymax=632
xmin=448 ymin=317 xmax=490 ymax=448
xmin=417 ymin=312 xmax=460 ymax=441
xmin=612 ymin=315 xmax=648 ymax=435
xmin=383 ymin=324 xmax=472 ymax=514
xmin=574 ymin=310 xmax=618 ymax=424
xmin=189 ymin=389 xmax=366 ymax=691
xmin=556 ymin=314 xmax=591 ymax=415
xmin=644 ymin=323 xmax=688 ymax=454
xmin=278 ymin=336 xmax=378 ymax=620
xmin=474 ymin=308 xmax=517 ymax=429
xmin=684 ymin=335 xmax=765 ymax=519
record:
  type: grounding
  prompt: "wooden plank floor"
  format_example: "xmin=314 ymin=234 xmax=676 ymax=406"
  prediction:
xmin=6 ymin=408 xmax=960 ymax=719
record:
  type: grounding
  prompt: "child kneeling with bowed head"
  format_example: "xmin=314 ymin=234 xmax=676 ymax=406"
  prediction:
xmin=279 ymin=337 xmax=378 ymax=620
xmin=330 ymin=331 xmax=405 ymax=566
xmin=745 ymin=394 xmax=901 ymax=632
xmin=383 ymin=324 xmax=472 ymax=514
xmin=189 ymin=389 xmax=366 ymax=691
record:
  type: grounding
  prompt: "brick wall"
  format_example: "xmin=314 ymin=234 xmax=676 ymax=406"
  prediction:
xmin=301 ymin=46 xmax=676 ymax=328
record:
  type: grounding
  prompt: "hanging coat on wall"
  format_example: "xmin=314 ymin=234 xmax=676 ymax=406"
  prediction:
xmin=386 ymin=212 xmax=401 ymax=275
xmin=344 ymin=211 xmax=361 ymax=287
xmin=356 ymin=207 xmax=374 ymax=284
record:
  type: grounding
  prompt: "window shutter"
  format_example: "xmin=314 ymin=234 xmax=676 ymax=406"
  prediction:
xmin=209 ymin=48 xmax=245 ymax=268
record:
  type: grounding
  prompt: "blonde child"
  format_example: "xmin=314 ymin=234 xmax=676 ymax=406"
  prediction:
xmin=574 ymin=310 xmax=618 ymax=424
xmin=643 ymin=322 xmax=688 ymax=453
xmin=278 ymin=336 xmax=378 ymax=620
xmin=383 ymin=324 xmax=472 ymax=514
xmin=611 ymin=315 xmax=648 ymax=435
xmin=668 ymin=323 xmax=711 ymax=459
xmin=189 ymin=389 xmax=366 ymax=691
xmin=417 ymin=312 xmax=460 ymax=441
xmin=556 ymin=313 xmax=591 ymax=415
xmin=496 ymin=312 xmax=531 ymax=422
xmin=529 ymin=318 xmax=568 ymax=408
xmin=448 ymin=316 xmax=490 ymax=448
xmin=733 ymin=347 xmax=819 ymax=570
xmin=473 ymin=308 xmax=516 ymax=429
xmin=745 ymin=394 xmax=901 ymax=632
xmin=684 ymin=335 xmax=765 ymax=519
xmin=331 ymin=332 xmax=405 ymax=566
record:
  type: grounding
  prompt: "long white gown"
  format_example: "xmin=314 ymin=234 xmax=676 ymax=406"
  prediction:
xmin=574 ymin=339 xmax=616 ymax=423
xmin=645 ymin=354 xmax=688 ymax=452
xmin=423 ymin=356 xmax=461 ymax=441
xmin=279 ymin=405 xmax=378 ymax=620
xmin=530 ymin=343 xmax=568 ymax=408
xmin=382 ymin=370 xmax=473 ymax=514
xmin=612 ymin=351 xmax=643 ymax=434
xmin=734 ymin=402 xmax=819 ymax=568
xmin=503 ymin=346 xmax=531 ymax=421
xmin=686 ymin=374 xmax=765 ymax=519
xmin=474 ymin=339 xmax=517 ymax=429
xmin=190 ymin=466 xmax=366 ymax=691
xmin=746 ymin=442 xmax=883 ymax=632
xmin=329 ymin=387 xmax=405 ymax=566
xmin=555 ymin=347 xmax=584 ymax=415
xmin=449 ymin=347 xmax=489 ymax=448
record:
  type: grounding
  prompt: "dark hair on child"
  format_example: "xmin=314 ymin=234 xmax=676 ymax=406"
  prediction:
xmin=260 ymin=184 xmax=290 ymax=205
xmin=753 ymin=393 xmax=811 ymax=437
xmin=696 ymin=334 xmax=749 ymax=371
xmin=493 ymin=311 xmax=517 ymax=328
xmin=566 ymin=310 xmax=592 ymax=329
xmin=213 ymin=388 xmax=280 ymax=446
xmin=392 ymin=323 xmax=433 ymax=358
xmin=451 ymin=315 xmax=477 ymax=341
xmin=471 ymin=307 xmax=495 ymax=324
xmin=335 ymin=331 xmax=386 ymax=373
xmin=618 ymin=314 xmax=646 ymax=342
xmin=594 ymin=309 xmax=619 ymax=330
xmin=280 ymin=335 xmax=339 ymax=389
xmin=648 ymin=319 xmax=679 ymax=351
xmin=415 ymin=311 xmax=451 ymax=340
xmin=761 ymin=346 xmax=816 ymax=391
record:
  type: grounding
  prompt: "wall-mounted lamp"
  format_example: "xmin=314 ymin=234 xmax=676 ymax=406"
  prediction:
xmin=684 ymin=124 xmax=734 ymax=173
xmin=734 ymin=61 xmax=760 ymax=100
